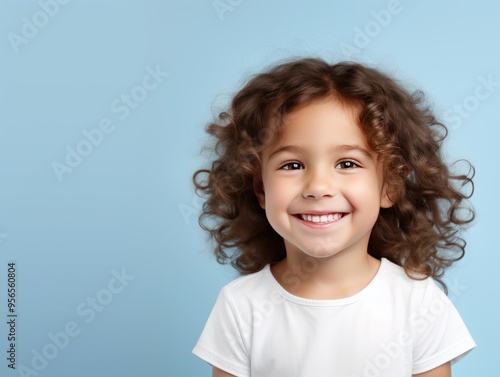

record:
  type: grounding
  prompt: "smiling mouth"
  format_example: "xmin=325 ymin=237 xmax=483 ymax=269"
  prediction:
xmin=298 ymin=213 xmax=345 ymax=224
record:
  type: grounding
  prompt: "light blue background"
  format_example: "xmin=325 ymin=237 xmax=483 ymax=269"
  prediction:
xmin=0 ymin=1 xmax=497 ymax=376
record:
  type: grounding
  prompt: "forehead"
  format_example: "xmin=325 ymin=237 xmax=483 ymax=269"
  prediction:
xmin=269 ymin=99 xmax=367 ymax=151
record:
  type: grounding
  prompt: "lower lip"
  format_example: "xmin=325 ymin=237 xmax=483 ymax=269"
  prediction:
xmin=294 ymin=214 xmax=346 ymax=229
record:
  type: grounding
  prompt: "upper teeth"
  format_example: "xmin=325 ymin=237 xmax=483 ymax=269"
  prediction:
xmin=300 ymin=213 xmax=342 ymax=223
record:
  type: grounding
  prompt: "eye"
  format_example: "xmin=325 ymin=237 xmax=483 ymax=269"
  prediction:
xmin=336 ymin=160 xmax=360 ymax=169
xmin=280 ymin=162 xmax=303 ymax=170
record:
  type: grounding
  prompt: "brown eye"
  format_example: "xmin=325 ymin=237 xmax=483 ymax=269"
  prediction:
xmin=281 ymin=162 xmax=303 ymax=170
xmin=336 ymin=160 xmax=360 ymax=169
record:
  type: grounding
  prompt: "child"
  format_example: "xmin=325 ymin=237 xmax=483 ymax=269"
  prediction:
xmin=192 ymin=58 xmax=475 ymax=377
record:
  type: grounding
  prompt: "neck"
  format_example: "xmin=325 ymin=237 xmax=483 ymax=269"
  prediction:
xmin=271 ymin=249 xmax=381 ymax=300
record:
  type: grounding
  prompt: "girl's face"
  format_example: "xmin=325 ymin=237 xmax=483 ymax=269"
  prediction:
xmin=256 ymin=98 xmax=393 ymax=261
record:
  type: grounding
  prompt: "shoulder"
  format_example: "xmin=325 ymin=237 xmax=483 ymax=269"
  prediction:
xmin=380 ymin=259 xmax=477 ymax=372
xmin=223 ymin=265 xmax=271 ymax=291
xmin=377 ymin=258 xmax=446 ymax=307
xmin=218 ymin=265 xmax=275 ymax=306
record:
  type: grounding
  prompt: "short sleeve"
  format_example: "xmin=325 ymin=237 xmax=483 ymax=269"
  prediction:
xmin=192 ymin=287 xmax=251 ymax=377
xmin=411 ymin=279 xmax=476 ymax=374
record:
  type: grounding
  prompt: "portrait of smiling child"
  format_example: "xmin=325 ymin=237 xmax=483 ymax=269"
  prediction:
xmin=192 ymin=58 xmax=475 ymax=377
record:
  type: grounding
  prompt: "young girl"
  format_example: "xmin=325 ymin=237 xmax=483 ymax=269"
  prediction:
xmin=192 ymin=58 xmax=475 ymax=377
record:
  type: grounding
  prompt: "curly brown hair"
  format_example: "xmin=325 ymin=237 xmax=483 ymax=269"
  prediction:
xmin=193 ymin=57 xmax=474 ymax=292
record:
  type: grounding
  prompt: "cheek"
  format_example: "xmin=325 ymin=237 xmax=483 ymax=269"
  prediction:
xmin=345 ymin=177 xmax=382 ymax=205
xmin=263 ymin=180 xmax=294 ymax=213
xmin=265 ymin=187 xmax=288 ymax=211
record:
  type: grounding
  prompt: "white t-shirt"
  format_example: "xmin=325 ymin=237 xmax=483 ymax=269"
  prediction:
xmin=193 ymin=258 xmax=475 ymax=377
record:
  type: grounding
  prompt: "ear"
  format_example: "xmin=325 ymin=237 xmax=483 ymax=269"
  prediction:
xmin=380 ymin=182 xmax=394 ymax=209
xmin=253 ymin=176 xmax=266 ymax=209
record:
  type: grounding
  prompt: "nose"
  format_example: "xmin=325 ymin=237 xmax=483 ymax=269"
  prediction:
xmin=302 ymin=167 xmax=335 ymax=199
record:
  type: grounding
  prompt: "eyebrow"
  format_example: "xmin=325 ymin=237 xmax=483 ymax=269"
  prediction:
xmin=268 ymin=145 xmax=303 ymax=160
xmin=335 ymin=144 xmax=374 ymax=159
xmin=268 ymin=144 xmax=374 ymax=160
